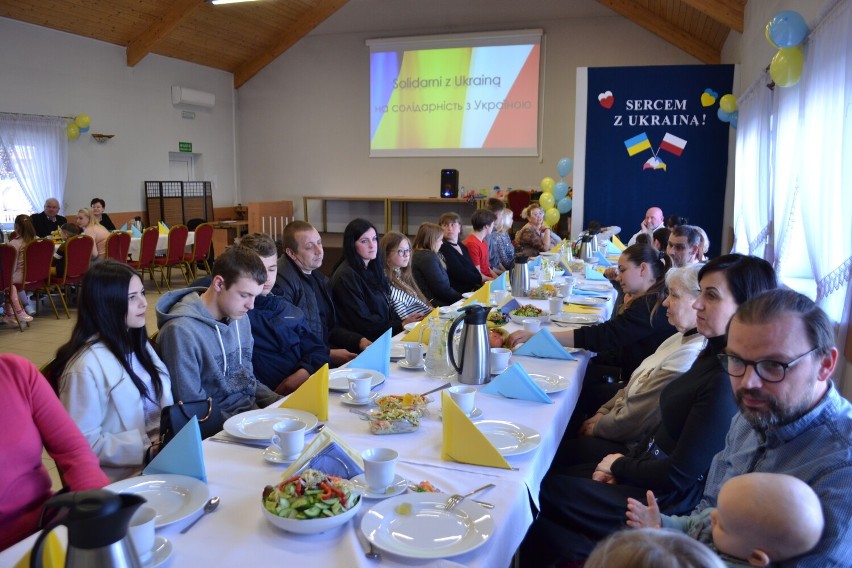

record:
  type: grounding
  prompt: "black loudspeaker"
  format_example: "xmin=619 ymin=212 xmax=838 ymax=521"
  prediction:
xmin=440 ymin=169 xmax=459 ymax=198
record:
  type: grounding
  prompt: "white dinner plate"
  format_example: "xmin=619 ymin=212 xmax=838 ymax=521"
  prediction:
xmin=328 ymin=368 xmax=386 ymax=392
xmin=575 ymin=282 xmax=612 ymax=292
xmin=361 ymin=492 xmax=494 ymax=559
xmin=390 ymin=344 xmax=406 ymax=360
xmin=437 ymin=407 xmax=483 ymax=420
xmin=262 ymin=446 xmax=299 ymax=464
xmin=475 ymin=420 xmax=541 ymax=456
xmin=550 ymin=313 xmax=600 ymax=325
xmin=105 ymin=474 xmax=210 ymax=528
xmin=529 ymin=373 xmax=571 ymax=394
xmin=566 ymin=295 xmax=608 ymax=306
xmin=223 ymin=408 xmax=318 ymax=440
xmin=350 ymin=474 xmax=408 ymax=499
xmin=403 ymin=322 xmax=419 ymax=332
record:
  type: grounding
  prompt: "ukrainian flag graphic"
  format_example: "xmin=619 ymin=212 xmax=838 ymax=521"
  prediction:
xmin=624 ymin=132 xmax=651 ymax=156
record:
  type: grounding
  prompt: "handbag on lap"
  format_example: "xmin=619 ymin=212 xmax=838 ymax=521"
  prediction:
xmin=159 ymin=397 xmax=224 ymax=446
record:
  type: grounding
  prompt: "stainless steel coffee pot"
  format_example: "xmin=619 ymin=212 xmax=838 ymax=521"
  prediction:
xmin=510 ymin=253 xmax=530 ymax=297
xmin=447 ymin=305 xmax=492 ymax=385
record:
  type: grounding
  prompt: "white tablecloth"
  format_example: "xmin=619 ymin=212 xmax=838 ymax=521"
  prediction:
xmin=1 ymin=279 xmax=615 ymax=567
xmin=127 ymin=232 xmax=195 ymax=260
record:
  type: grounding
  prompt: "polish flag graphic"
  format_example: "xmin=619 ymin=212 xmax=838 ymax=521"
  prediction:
xmin=659 ymin=133 xmax=687 ymax=157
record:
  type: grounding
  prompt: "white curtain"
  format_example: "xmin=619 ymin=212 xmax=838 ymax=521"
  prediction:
xmin=732 ymin=75 xmax=774 ymax=258
xmin=797 ymin=0 xmax=852 ymax=323
xmin=770 ymin=82 xmax=802 ymax=274
xmin=0 ymin=115 xmax=68 ymax=214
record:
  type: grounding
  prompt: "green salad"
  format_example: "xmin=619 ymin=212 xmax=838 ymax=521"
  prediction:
xmin=262 ymin=469 xmax=359 ymax=519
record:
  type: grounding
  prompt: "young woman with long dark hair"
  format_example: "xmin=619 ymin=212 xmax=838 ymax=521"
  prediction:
xmin=379 ymin=231 xmax=432 ymax=320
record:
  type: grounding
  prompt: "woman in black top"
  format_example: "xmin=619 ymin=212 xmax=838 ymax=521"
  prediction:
xmin=90 ymin=198 xmax=116 ymax=232
xmin=411 ymin=222 xmax=463 ymax=306
xmin=519 ymin=254 xmax=777 ymax=565
xmin=331 ymin=219 xmax=419 ymax=341
xmin=437 ymin=212 xmax=482 ymax=293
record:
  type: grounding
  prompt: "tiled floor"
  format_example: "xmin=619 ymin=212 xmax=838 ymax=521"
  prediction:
xmin=2 ymin=274 xmax=180 ymax=490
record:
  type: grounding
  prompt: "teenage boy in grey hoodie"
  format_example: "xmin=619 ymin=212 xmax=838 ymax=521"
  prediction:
xmin=156 ymin=245 xmax=281 ymax=420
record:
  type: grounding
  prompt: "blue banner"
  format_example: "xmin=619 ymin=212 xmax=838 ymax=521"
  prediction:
xmin=584 ymin=65 xmax=734 ymax=257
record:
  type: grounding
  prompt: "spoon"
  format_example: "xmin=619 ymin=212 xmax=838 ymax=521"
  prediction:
xmin=180 ymin=496 xmax=220 ymax=534
xmin=418 ymin=383 xmax=453 ymax=398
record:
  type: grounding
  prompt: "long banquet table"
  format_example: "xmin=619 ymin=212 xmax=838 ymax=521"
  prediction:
xmin=2 ymin=278 xmax=616 ymax=567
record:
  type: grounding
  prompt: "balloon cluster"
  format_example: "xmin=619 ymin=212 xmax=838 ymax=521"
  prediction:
xmin=717 ymin=94 xmax=738 ymax=129
xmin=765 ymin=11 xmax=808 ymax=87
xmin=66 ymin=114 xmax=91 ymax=140
xmin=539 ymin=157 xmax=574 ymax=227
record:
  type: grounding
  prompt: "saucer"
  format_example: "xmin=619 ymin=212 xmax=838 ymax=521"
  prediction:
xmin=340 ymin=391 xmax=379 ymax=406
xmin=262 ymin=446 xmax=300 ymax=464
xmin=398 ymin=360 xmax=425 ymax=370
xmin=437 ymin=407 xmax=483 ymax=420
xmin=144 ymin=536 xmax=173 ymax=568
xmin=491 ymin=365 xmax=510 ymax=375
xmin=350 ymin=473 xmax=408 ymax=499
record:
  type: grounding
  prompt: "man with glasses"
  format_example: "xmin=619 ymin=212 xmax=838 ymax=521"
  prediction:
xmin=30 ymin=197 xmax=67 ymax=237
xmin=693 ymin=288 xmax=852 ymax=567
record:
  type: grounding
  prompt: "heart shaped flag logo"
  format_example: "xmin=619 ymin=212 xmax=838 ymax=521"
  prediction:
xmin=700 ymin=88 xmax=718 ymax=107
xmin=598 ymin=91 xmax=614 ymax=109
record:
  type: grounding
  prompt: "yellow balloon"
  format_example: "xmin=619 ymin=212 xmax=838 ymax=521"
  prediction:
xmin=66 ymin=123 xmax=80 ymax=140
xmin=541 ymin=177 xmax=555 ymax=193
xmin=770 ymin=47 xmax=804 ymax=87
xmin=719 ymin=94 xmax=738 ymax=114
xmin=539 ymin=192 xmax=555 ymax=210
xmin=545 ymin=207 xmax=560 ymax=226
xmin=74 ymin=114 xmax=91 ymax=129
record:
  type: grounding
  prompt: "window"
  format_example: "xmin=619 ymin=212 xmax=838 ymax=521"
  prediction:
xmin=0 ymin=144 xmax=34 ymax=233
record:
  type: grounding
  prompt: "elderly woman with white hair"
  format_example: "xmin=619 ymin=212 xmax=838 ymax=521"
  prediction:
xmin=554 ymin=264 xmax=706 ymax=466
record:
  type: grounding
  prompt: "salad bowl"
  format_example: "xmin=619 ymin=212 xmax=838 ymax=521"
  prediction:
xmin=262 ymin=494 xmax=362 ymax=534
xmin=262 ymin=470 xmax=363 ymax=534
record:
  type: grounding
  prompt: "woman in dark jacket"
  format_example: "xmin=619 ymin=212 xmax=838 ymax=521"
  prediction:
xmin=411 ymin=222 xmax=463 ymax=306
xmin=520 ymin=254 xmax=778 ymax=565
xmin=437 ymin=212 xmax=482 ymax=294
xmin=332 ymin=219 xmax=421 ymax=341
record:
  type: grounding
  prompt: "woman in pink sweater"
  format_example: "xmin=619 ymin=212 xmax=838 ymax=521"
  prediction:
xmin=0 ymin=354 xmax=108 ymax=551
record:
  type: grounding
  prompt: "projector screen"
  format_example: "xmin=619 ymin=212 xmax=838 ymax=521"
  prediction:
xmin=367 ymin=30 xmax=543 ymax=157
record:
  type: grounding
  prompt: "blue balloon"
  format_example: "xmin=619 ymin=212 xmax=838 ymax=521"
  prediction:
xmin=79 ymin=126 xmax=90 ymax=133
xmin=729 ymin=111 xmax=739 ymax=129
xmin=557 ymin=197 xmax=572 ymax=214
xmin=717 ymin=107 xmax=731 ymax=122
xmin=768 ymin=11 xmax=808 ymax=48
xmin=553 ymin=181 xmax=569 ymax=201
xmin=557 ymin=157 xmax=573 ymax=178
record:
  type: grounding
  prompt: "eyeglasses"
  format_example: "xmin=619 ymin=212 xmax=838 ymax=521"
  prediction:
xmin=396 ymin=248 xmax=411 ymax=256
xmin=717 ymin=347 xmax=819 ymax=383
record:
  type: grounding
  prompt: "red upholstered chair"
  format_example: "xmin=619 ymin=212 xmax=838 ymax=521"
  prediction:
xmin=128 ymin=226 xmax=161 ymax=293
xmin=51 ymin=234 xmax=94 ymax=318
xmin=183 ymin=222 xmax=214 ymax=279
xmin=506 ymin=190 xmax=532 ymax=224
xmin=106 ymin=231 xmax=131 ymax=263
xmin=21 ymin=238 xmax=60 ymax=319
xmin=152 ymin=224 xmax=190 ymax=290
xmin=1 ymin=243 xmax=25 ymax=331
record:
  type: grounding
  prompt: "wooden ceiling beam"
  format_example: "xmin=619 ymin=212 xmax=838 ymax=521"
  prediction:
xmin=126 ymin=0 xmax=204 ymax=67
xmin=233 ymin=0 xmax=349 ymax=89
xmin=596 ymin=0 xmax=720 ymax=64
xmin=679 ymin=0 xmax=743 ymax=33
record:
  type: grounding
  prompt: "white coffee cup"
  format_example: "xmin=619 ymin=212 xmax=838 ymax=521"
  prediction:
xmin=129 ymin=505 xmax=157 ymax=563
xmin=347 ymin=373 xmax=373 ymax=401
xmin=490 ymin=347 xmax=511 ymax=372
xmin=560 ymin=278 xmax=575 ymax=298
xmin=448 ymin=385 xmax=476 ymax=416
xmin=493 ymin=290 xmax=509 ymax=304
xmin=548 ymin=296 xmax=564 ymax=315
xmin=402 ymin=342 xmax=425 ymax=366
xmin=522 ymin=318 xmax=541 ymax=333
xmin=271 ymin=419 xmax=306 ymax=458
xmin=361 ymin=448 xmax=399 ymax=492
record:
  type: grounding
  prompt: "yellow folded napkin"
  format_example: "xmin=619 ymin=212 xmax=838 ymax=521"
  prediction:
xmin=462 ymin=281 xmax=491 ymax=307
xmin=566 ymin=304 xmax=604 ymax=315
xmin=549 ymin=241 xmax=562 ymax=253
xmin=279 ymin=363 xmax=328 ymax=421
xmin=612 ymin=234 xmax=626 ymax=251
xmin=281 ymin=426 xmax=364 ymax=478
xmin=14 ymin=531 xmax=65 ymax=568
xmin=401 ymin=306 xmax=440 ymax=343
xmin=441 ymin=391 xmax=511 ymax=469
xmin=158 ymin=221 xmax=169 ymax=235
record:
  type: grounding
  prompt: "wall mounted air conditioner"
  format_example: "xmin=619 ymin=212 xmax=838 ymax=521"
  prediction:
xmin=171 ymin=86 xmax=215 ymax=108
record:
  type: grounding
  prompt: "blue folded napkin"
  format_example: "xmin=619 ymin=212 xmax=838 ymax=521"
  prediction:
xmin=559 ymin=260 xmax=572 ymax=272
xmin=605 ymin=240 xmax=621 ymax=255
xmin=513 ymin=327 xmax=577 ymax=360
xmin=347 ymin=328 xmax=391 ymax=377
xmin=144 ymin=416 xmax=207 ymax=483
xmin=527 ymin=257 xmax=541 ymax=270
xmin=571 ymin=287 xmax=608 ymax=297
xmin=131 ymin=225 xmax=143 ymax=238
xmin=481 ymin=362 xmax=553 ymax=404
xmin=118 ymin=223 xmax=128 ymax=232
xmin=299 ymin=441 xmax=364 ymax=480
xmin=594 ymin=251 xmax=612 ymax=267
xmin=585 ymin=265 xmax=606 ymax=280
xmin=500 ymin=298 xmax=521 ymax=315
xmin=491 ymin=272 xmax=508 ymax=291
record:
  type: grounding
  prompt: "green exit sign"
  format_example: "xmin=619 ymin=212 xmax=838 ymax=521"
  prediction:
xmin=179 ymin=142 xmax=192 ymax=153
